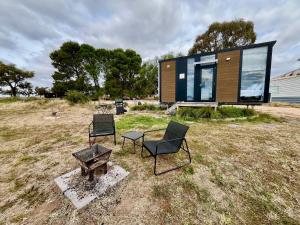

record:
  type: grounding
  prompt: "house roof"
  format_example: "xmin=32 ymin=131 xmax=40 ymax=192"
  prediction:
xmin=271 ymin=68 xmax=300 ymax=81
xmin=159 ymin=40 xmax=276 ymax=63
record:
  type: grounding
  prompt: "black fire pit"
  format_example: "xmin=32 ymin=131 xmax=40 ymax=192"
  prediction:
xmin=72 ymin=144 xmax=112 ymax=181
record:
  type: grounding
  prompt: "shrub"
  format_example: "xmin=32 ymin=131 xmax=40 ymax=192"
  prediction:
xmin=130 ymin=103 xmax=163 ymax=111
xmin=177 ymin=106 xmax=256 ymax=120
xmin=218 ymin=107 xmax=255 ymax=118
xmin=90 ymin=88 xmax=104 ymax=101
xmin=177 ymin=107 xmax=216 ymax=119
xmin=65 ymin=90 xmax=89 ymax=104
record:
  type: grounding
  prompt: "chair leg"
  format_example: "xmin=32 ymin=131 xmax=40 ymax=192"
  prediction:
xmin=141 ymin=145 xmax=152 ymax=158
xmin=153 ymin=142 xmax=192 ymax=176
xmin=122 ymin=137 xmax=125 ymax=150
xmin=154 ymin=155 xmax=157 ymax=175
xmin=184 ymin=139 xmax=192 ymax=163
xmin=114 ymin=133 xmax=116 ymax=145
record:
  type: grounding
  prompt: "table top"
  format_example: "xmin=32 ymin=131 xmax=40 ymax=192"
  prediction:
xmin=121 ymin=131 xmax=144 ymax=140
xmin=72 ymin=144 xmax=112 ymax=164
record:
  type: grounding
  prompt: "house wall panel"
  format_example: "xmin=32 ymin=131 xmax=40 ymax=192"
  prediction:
xmin=161 ymin=61 xmax=176 ymax=102
xmin=216 ymin=50 xmax=241 ymax=102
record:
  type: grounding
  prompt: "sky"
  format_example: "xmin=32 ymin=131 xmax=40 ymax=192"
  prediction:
xmin=0 ymin=0 xmax=299 ymax=87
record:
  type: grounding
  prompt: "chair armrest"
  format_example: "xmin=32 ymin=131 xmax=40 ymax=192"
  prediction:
xmin=155 ymin=137 xmax=185 ymax=155
xmin=143 ymin=128 xmax=166 ymax=142
xmin=143 ymin=128 xmax=166 ymax=135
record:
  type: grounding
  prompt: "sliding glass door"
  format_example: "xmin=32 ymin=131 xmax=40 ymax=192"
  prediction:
xmin=200 ymin=67 xmax=215 ymax=101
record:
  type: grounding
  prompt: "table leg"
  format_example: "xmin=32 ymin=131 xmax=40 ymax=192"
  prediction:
xmin=103 ymin=163 xmax=108 ymax=174
xmin=133 ymin=140 xmax=136 ymax=153
xmin=88 ymin=170 xmax=94 ymax=181
xmin=81 ymin=166 xmax=87 ymax=176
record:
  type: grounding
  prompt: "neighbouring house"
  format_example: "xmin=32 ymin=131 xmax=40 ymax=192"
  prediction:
xmin=270 ymin=68 xmax=300 ymax=103
xmin=159 ymin=41 xmax=276 ymax=105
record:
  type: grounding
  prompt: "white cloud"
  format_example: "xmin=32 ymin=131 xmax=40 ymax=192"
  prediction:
xmin=0 ymin=0 xmax=299 ymax=87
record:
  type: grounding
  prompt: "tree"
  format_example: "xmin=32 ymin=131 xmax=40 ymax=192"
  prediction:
xmin=0 ymin=61 xmax=34 ymax=96
xmin=50 ymin=41 xmax=90 ymax=97
xmin=80 ymin=44 xmax=109 ymax=93
xmin=188 ymin=19 xmax=256 ymax=55
xmin=19 ymin=81 xmax=33 ymax=97
xmin=35 ymin=86 xmax=48 ymax=96
xmin=134 ymin=61 xmax=158 ymax=98
xmin=105 ymin=49 xmax=142 ymax=98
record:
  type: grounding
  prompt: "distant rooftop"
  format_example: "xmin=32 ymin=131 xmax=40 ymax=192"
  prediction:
xmin=272 ymin=68 xmax=300 ymax=81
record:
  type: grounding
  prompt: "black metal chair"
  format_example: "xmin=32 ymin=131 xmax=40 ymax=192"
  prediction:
xmin=115 ymin=99 xmax=126 ymax=115
xmin=89 ymin=114 xmax=116 ymax=146
xmin=142 ymin=121 xmax=192 ymax=175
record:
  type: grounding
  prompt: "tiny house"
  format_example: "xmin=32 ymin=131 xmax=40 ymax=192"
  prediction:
xmin=159 ymin=41 xmax=276 ymax=105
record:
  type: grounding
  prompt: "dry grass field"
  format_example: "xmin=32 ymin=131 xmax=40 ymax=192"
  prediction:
xmin=0 ymin=99 xmax=299 ymax=225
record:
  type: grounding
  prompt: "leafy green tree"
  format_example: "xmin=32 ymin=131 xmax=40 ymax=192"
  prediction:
xmin=0 ymin=61 xmax=34 ymax=96
xmin=80 ymin=44 xmax=109 ymax=93
xmin=188 ymin=19 xmax=256 ymax=55
xmin=19 ymin=81 xmax=33 ymax=97
xmin=105 ymin=49 xmax=142 ymax=98
xmin=134 ymin=61 xmax=158 ymax=97
xmin=50 ymin=41 xmax=90 ymax=97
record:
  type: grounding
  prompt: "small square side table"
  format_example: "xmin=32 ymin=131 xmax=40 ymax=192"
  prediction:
xmin=121 ymin=131 xmax=144 ymax=153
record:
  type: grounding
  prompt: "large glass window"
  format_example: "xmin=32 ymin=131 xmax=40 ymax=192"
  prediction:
xmin=200 ymin=68 xmax=214 ymax=101
xmin=240 ymin=47 xmax=268 ymax=101
xmin=187 ymin=58 xmax=195 ymax=101
xmin=200 ymin=54 xmax=216 ymax=63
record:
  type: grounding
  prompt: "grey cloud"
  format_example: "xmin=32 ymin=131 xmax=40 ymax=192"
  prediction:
xmin=0 ymin=0 xmax=300 ymax=88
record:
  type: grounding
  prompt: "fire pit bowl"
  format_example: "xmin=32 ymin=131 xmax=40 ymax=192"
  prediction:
xmin=72 ymin=144 xmax=112 ymax=181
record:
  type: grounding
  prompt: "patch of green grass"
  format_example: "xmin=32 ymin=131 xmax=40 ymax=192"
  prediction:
xmin=182 ymin=165 xmax=194 ymax=175
xmin=179 ymin=176 xmax=210 ymax=203
xmin=152 ymin=183 xmax=171 ymax=199
xmin=10 ymin=178 xmax=25 ymax=192
xmin=10 ymin=213 xmax=25 ymax=223
xmin=0 ymin=126 xmax=35 ymax=142
xmin=114 ymin=148 xmax=132 ymax=157
xmin=0 ymin=97 xmax=45 ymax=104
xmin=193 ymin=153 xmax=204 ymax=163
xmin=18 ymin=186 xmax=47 ymax=206
xmin=117 ymin=160 xmax=131 ymax=172
xmin=210 ymin=167 xmax=225 ymax=187
xmin=0 ymin=97 xmax=20 ymax=103
xmin=25 ymin=136 xmax=44 ymax=147
xmin=15 ymin=154 xmax=41 ymax=166
xmin=241 ymin=192 xmax=298 ymax=225
xmin=0 ymin=148 xmax=18 ymax=157
xmin=116 ymin=115 xmax=169 ymax=131
xmin=0 ymin=199 xmax=17 ymax=213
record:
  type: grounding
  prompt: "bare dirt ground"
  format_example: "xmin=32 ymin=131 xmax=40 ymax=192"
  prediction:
xmin=0 ymin=100 xmax=299 ymax=225
xmin=256 ymin=105 xmax=300 ymax=120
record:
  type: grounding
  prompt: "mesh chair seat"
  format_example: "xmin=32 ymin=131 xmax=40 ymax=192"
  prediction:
xmin=143 ymin=140 xmax=180 ymax=155
xmin=90 ymin=129 xmax=114 ymax=137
